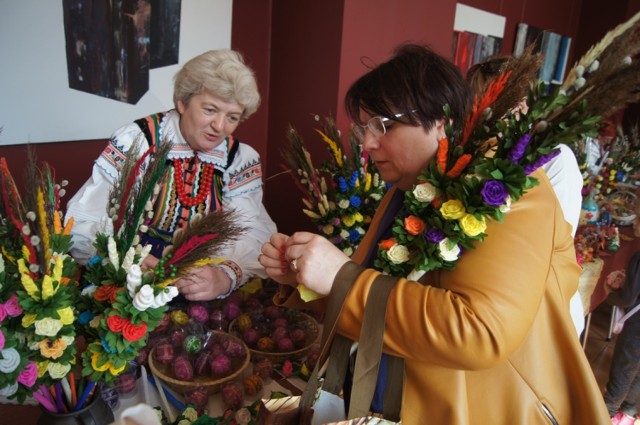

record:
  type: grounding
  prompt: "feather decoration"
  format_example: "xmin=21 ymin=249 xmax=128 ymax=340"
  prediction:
xmin=121 ymin=141 xmax=171 ymax=250
xmin=112 ymin=140 xmax=155 ymax=232
xmin=161 ymin=209 xmax=246 ymax=276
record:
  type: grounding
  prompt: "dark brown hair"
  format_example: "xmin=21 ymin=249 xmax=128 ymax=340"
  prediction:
xmin=345 ymin=44 xmax=471 ymax=131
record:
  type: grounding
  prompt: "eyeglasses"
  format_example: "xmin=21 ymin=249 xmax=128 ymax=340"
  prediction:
xmin=354 ymin=111 xmax=415 ymax=141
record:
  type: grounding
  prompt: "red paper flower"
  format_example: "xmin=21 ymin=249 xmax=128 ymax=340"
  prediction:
xmin=122 ymin=321 xmax=148 ymax=342
xmin=106 ymin=315 xmax=127 ymax=332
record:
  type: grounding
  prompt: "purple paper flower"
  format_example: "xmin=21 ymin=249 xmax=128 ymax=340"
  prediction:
xmin=17 ymin=361 xmax=38 ymax=388
xmin=424 ymin=228 xmax=445 ymax=243
xmin=0 ymin=305 xmax=6 ymax=323
xmin=507 ymin=134 xmax=531 ymax=164
xmin=523 ymin=149 xmax=561 ymax=175
xmin=481 ymin=180 xmax=509 ymax=206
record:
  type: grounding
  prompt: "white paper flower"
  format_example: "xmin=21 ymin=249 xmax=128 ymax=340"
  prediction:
xmin=499 ymin=196 xmax=512 ymax=213
xmin=438 ymin=238 xmax=461 ymax=262
xmin=47 ymin=362 xmax=71 ymax=379
xmin=132 ymin=284 xmax=155 ymax=311
xmin=0 ymin=348 xmax=20 ymax=373
xmin=108 ymin=236 xmax=120 ymax=270
xmin=151 ymin=286 xmax=179 ymax=308
xmin=34 ymin=317 xmax=63 ymax=337
xmin=413 ymin=182 xmax=437 ymax=203
xmin=0 ymin=383 xmax=18 ymax=397
xmin=122 ymin=247 xmax=136 ymax=272
xmin=127 ymin=265 xmax=143 ymax=297
xmin=387 ymin=244 xmax=410 ymax=264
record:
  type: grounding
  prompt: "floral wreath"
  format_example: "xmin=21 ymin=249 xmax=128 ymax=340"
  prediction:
xmin=375 ymin=15 xmax=640 ymax=279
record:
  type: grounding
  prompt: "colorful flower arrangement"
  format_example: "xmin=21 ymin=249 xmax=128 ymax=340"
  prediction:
xmin=75 ymin=141 xmax=245 ymax=386
xmin=0 ymin=154 xmax=79 ymax=405
xmin=282 ymin=116 xmax=387 ymax=256
xmin=375 ymin=11 xmax=640 ymax=279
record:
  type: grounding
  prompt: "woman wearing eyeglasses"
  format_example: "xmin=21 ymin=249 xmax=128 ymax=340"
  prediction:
xmin=259 ymin=44 xmax=608 ymax=424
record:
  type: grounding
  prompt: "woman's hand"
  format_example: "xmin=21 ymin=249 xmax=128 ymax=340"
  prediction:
xmin=173 ymin=265 xmax=231 ymax=301
xmin=141 ymin=254 xmax=159 ymax=270
xmin=259 ymin=233 xmax=297 ymax=286
xmin=284 ymin=232 xmax=351 ymax=296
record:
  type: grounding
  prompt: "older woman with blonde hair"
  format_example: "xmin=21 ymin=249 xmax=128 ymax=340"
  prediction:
xmin=67 ymin=49 xmax=276 ymax=301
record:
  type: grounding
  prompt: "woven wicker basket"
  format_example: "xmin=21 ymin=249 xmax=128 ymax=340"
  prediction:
xmin=148 ymin=330 xmax=250 ymax=394
xmin=229 ymin=311 xmax=320 ymax=363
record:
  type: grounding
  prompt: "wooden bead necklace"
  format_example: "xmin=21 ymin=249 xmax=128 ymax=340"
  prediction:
xmin=172 ymin=158 xmax=214 ymax=207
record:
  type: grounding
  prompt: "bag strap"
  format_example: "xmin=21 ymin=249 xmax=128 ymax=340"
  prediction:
xmin=618 ymin=303 xmax=640 ymax=324
xmin=300 ymin=263 xmax=356 ymax=408
xmin=348 ymin=274 xmax=402 ymax=420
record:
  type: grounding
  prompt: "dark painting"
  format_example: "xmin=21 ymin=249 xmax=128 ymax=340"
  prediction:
xmin=150 ymin=0 xmax=181 ymax=68
xmin=62 ymin=0 xmax=151 ymax=104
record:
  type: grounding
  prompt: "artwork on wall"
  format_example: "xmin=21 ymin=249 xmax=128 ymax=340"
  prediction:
xmin=452 ymin=4 xmax=506 ymax=75
xmin=513 ymin=23 xmax=572 ymax=85
xmin=150 ymin=0 xmax=182 ymax=69
xmin=62 ymin=0 xmax=182 ymax=105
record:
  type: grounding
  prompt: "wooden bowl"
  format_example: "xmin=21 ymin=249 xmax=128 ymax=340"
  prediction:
xmin=229 ymin=310 xmax=320 ymax=363
xmin=148 ymin=330 xmax=249 ymax=394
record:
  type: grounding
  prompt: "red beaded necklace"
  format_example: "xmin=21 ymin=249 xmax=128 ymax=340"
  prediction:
xmin=172 ymin=157 xmax=215 ymax=207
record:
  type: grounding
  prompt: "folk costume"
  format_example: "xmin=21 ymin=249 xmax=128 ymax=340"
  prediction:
xmin=67 ymin=110 xmax=276 ymax=295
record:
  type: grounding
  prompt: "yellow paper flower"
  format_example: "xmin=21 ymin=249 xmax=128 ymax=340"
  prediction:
xmin=39 ymin=338 xmax=67 ymax=359
xmin=36 ymin=361 xmax=49 ymax=378
xmin=459 ymin=214 xmax=487 ymax=237
xmin=19 ymin=270 xmax=40 ymax=300
xmin=22 ymin=313 xmax=37 ymax=328
xmin=41 ymin=275 xmax=56 ymax=300
xmin=440 ymin=199 xmax=466 ymax=220
xmin=91 ymin=351 xmax=111 ymax=372
xmin=52 ymin=255 xmax=64 ymax=283
xmin=342 ymin=215 xmax=356 ymax=227
xmin=56 ymin=307 xmax=74 ymax=325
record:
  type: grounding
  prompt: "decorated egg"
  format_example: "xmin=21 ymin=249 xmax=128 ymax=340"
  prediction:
xmin=252 ymin=357 xmax=273 ymax=380
xmin=173 ymin=354 xmax=194 ymax=381
xmin=188 ymin=304 xmax=209 ymax=324
xmin=210 ymin=353 xmax=231 ymax=376
xmin=183 ymin=335 xmax=203 ymax=354
xmin=221 ymin=383 xmax=243 ymax=410
xmin=155 ymin=342 xmax=175 ymax=365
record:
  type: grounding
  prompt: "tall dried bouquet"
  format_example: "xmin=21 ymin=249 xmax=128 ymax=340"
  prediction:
xmin=75 ymin=138 xmax=246 ymax=386
xmin=0 ymin=149 xmax=78 ymax=406
xmin=282 ymin=116 xmax=387 ymax=256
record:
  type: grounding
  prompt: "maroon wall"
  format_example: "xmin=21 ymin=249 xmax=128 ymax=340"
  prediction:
xmin=3 ymin=0 xmax=639 ymax=236
xmin=0 ymin=139 xmax=106 ymax=210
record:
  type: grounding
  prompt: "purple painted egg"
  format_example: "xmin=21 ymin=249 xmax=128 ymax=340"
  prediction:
xmin=172 ymin=354 xmax=194 ymax=381
xmin=188 ymin=304 xmax=209 ymax=324
xmin=155 ymin=342 xmax=175 ymax=365
xmin=210 ymin=353 xmax=231 ymax=377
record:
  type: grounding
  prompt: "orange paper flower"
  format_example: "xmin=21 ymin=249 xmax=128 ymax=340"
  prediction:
xmin=378 ymin=238 xmax=397 ymax=250
xmin=404 ymin=215 xmax=425 ymax=236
